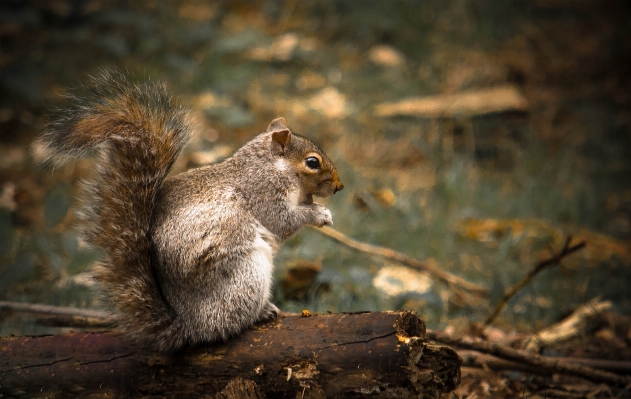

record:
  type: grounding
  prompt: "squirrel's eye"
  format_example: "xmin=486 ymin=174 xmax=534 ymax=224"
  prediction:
xmin=305 ymin=156 xmax=320 ymax=170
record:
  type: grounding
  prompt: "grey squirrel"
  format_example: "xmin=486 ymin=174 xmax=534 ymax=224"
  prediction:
xmin=38 ymin=69 xmax=343 ymax=352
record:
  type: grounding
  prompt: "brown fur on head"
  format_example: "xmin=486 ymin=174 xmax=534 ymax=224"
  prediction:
xmin=268 ymin=118 xmax=343 ymax=204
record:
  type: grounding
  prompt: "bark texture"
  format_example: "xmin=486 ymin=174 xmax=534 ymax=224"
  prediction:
xmin=0 ymin=311 xmax=461 ymax=398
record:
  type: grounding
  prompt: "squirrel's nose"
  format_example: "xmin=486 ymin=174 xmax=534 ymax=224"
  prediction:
xmin=331 ymin=170 xmax=343 ymax=194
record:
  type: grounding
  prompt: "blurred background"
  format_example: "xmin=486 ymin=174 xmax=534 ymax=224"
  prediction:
xmin=1 ymin=0 xmax=630 ymax=339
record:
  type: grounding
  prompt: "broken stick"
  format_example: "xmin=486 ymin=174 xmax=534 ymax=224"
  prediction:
xmin=459 ymin=350 xmax=631 ymax=375
xmin=313 ymin=226 xmax=488 ymax=298
xmin=373 ymin=85 xmax=529 ymax=118
xmin=524 ymin=297 xmax=612 ymax=352
xmin=0 ymin=300 xmax=114 ymax=328
xmin=426 ymin=329 xmax=630 ymax=386
xmin=484 ymin=237 xmax=586 ymax=326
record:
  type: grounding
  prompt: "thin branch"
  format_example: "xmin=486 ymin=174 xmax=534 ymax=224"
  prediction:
xmin=0 ymin=301 xmax=114 ymax=328
xmin=0 ymin=301 xmax=110 ymax=318
xmin=459 ymin=350 xmax=631 ymax=374
xmin=312 ymin=226 xmax=488 ymax=297
xmin=524 ymin=297 xmax=611 ymax=352
xmin=484 ymin=237 xmax=586 ymax=326
xmin=426 ymin=329 xmax=631 ymax=386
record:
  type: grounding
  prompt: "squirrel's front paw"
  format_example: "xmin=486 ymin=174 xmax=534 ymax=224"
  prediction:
xmin=310 ymin=203 xmax=333 ymax=227
xmin=256 ymin=302 xmax=279 ymax=324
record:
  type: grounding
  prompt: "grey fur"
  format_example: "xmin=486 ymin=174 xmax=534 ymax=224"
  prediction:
xmin=37 ymin=70 xmax=343 ymax=352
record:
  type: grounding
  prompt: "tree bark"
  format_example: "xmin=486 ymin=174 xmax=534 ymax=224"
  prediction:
xmin=0 ymin=311 xmax=461 ymax=398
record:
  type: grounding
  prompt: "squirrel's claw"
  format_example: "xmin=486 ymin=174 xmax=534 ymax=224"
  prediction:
xmin=256 ymin=302 xmax=279 ymax=324
xmin=310 ymin=203 xmax=333 ymax=227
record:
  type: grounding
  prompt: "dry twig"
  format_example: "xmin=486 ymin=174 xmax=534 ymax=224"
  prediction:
xmin=312 ymin=226 xmax=488 ymax=297
xmin=484 ymin=237 xmax=586 ymax=326
xmin=374 ymin=85 xmax=529 ymax=118
xmin=0 ymin=301 xmax=114 ymax=328
xmin=426 ymin=329 xmax=631 ymax=386
xmin=524 ymin=297 xmax=612 ymax=352
xmin=459 ymin=350 xmax=631 ymax=374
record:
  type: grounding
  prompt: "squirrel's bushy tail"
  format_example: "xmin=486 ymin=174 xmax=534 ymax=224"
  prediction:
xmin=39 ymin=69 xmax=190 ymax=351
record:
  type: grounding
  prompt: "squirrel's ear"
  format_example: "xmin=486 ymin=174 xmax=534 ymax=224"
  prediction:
xmin=267 ymin=117 xmax=288 ymax=134
xmin=269 ymin=117 xmax=291 ymax=154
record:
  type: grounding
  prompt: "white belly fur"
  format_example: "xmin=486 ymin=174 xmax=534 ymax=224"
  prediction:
xmin=250 ymin=224 xmax=278 ymax=305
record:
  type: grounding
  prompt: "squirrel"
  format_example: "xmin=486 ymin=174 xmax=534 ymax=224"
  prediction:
xmin=37 ymin=69 xmax=344 ymax=352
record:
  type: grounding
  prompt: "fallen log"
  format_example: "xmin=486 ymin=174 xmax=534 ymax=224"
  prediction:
xmin=0 ymin=311 xmax=461 ymax=398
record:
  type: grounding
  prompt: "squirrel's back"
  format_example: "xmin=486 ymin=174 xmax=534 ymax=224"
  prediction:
xmin=38 ymin=70 xmax=190 ymax=351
